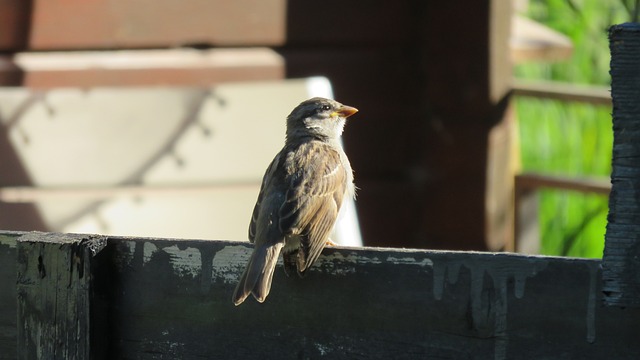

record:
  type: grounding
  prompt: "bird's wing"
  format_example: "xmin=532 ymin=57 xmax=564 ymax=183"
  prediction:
xmin=248 ymin=153 xmax=282 ymax=243
xmin=278 ymin=142 xmax=347 ymax=272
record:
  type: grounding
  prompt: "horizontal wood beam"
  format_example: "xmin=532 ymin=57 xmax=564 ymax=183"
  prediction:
xmin=0 ymin=48 xmax=284 ymax=87
xmin=515 ymin=173 xmax=611 ymax=195
xmin=0 ymin=183 xmax=261 ymax=202
xmin=0 ymin=0 xmax=414 ymax=51
xmin=512 ymin=79 xmax=611 ymax=106
xmin=513 ymin=173 xmax=610 ymax=254
xmin=2 ymin=231 xmax=640 ymax=358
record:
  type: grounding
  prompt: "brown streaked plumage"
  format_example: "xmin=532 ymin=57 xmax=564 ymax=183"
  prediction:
xmin=232 ymin=97 xmax=358 ymax=305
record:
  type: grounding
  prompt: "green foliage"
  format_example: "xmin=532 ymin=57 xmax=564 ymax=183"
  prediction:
xmin=515 ymin=0 xmax=633 ymax=258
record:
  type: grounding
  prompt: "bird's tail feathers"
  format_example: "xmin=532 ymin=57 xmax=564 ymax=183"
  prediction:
xmin=232 ymin=242 xmax=284 ymax=306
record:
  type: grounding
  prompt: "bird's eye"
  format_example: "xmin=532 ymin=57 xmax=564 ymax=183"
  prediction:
xmin=320 ymin=105 xmax=331 ymax=111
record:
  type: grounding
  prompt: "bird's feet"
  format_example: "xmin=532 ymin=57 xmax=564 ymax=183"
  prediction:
xmin=325 ymin=238 xmax=338 ymax=246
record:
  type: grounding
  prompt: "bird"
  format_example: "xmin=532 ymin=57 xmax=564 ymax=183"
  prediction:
xmin=232 ymin=97 xmax=358 ymax=306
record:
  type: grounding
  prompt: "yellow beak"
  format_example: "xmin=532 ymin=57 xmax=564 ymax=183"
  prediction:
xmin=332 ymin=105 xmax=358 ymax=118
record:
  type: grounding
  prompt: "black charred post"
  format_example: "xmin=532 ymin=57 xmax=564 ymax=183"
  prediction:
xmin=603 ymin=23 xmax=640 ymax=307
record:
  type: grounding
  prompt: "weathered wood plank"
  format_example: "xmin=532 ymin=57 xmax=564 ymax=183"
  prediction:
xmin=603 ymin=23 xmax=640 ymax=308
xmin=97 ymin=236 xmax=638 ymax=359
xmin=16 ymin=232 xmax=106 ymax=360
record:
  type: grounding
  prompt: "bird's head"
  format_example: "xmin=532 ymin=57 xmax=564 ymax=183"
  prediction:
xmin=286 ymin=97 xmax=358 ymax=143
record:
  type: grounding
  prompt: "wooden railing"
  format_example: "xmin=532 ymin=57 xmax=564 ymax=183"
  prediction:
xmin=511 ymin=79 xmax=612 ymax=252
xmin=514 ymin=173 xmax=610 ymax=253
xmin=512 ymin=79 xmax=611 ymax=106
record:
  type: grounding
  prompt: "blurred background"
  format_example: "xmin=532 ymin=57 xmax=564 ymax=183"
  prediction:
xmin=0 ymin=0 xmax=632 ymax=257
xmin=514 ymin=0 xmax=635 ymax=258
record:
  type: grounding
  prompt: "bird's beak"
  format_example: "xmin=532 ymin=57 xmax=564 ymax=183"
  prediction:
xmin=332 ymin=105 xmax=359 ymax=118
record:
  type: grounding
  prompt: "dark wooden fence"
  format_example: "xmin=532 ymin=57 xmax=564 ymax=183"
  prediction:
xmin=1 ymin=230 xmax=639 ymax=359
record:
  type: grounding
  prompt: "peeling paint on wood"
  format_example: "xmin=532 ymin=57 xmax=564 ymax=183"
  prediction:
xmin=0 ymin=231 xmax=21 ymax=247
xmin=98 ymin=237 xmax=639 ymax=359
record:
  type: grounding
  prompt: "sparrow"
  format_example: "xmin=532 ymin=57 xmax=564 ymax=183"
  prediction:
xmin=232 ymin=97 xmax=358 ymax=306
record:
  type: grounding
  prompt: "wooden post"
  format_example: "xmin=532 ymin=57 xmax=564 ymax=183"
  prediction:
xmin=16 ymin=232 xmax=106 ymax=359
xmin=419 ymin=0 xmax=514 ymax=250
xmin=603 ymin=23 xmax=640 ymax=307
